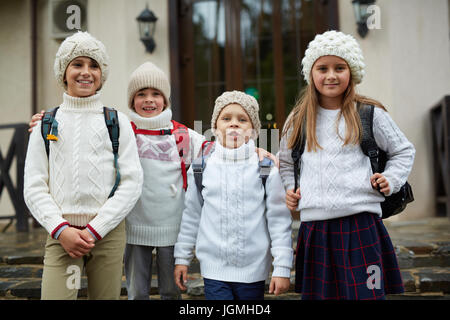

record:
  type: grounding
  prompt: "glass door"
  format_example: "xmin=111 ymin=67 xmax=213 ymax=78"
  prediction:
xmin=177 ymin=0 xmax=338 ymax=151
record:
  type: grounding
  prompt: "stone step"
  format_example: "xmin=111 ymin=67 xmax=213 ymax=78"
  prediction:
xmin=0 ymin=265 xmax=43 ymax=279
xmin=400 ymin=267 xmax=450 ymax=294
xmin=0 ymin=278 xmax=132 ymax=299
xmin=3 ymin=268 xmax=450 ymax=300
xmin=1 ymin=220 xmax=449 ymax=299
xmin=0 ymin=257 xmax=201 ymax=279
xmin=396 ymin=246 xmax=450 ymax=269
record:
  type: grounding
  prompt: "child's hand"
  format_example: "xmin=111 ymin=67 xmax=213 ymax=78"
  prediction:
xmin=58 ymin=227 xmax=95 ymax=258
xmin=286 ymin=188 xmax=301 ymax=211
xmin=28 ymin=110 xmax=45 ymax=132
xmin=255 ymin=147 xmax=279 ymax=168
xmin=370 ymin=173 xmax=391 ymax=195
xmin=174 ymin=264 xmax=189 ymax=291
xmin=79 ymin=228 xmax=96 ymax=244
xmin=269 ymin=276 xmax=290 ymax=296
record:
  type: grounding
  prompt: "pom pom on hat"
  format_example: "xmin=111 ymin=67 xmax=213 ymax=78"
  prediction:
xmin=127 ymin=62 xmax=171 ymax=110
xmin=301 ymin=30 xmax=365 ymax=84
xmin=211 ymin=91 xmax=261 ymax=140
xmin=54 ymin=31 xmax=109 ymax=89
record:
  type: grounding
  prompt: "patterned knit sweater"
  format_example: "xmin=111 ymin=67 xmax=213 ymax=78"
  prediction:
xmin=24 ymin=93 xmax=143 ymax=239
xmin=125 ymin=108 xmax=205 ymax=246
xmin=174 ymin=140 xmax=293 ymax=282
xmin=279 ymin=105 xmax=415 ymax=221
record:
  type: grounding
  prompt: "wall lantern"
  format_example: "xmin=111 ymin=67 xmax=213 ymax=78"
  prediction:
xmin=352 ymin=0 xmax=375 ymax=38
xmin=136 ymin=5 xmax=158 ymax=53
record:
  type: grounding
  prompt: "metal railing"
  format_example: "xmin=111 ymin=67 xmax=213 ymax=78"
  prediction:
xmin=0 ymin=123 xmax=29 ymax=232
xmin=430 ymin=95 xmax=450 ymax=217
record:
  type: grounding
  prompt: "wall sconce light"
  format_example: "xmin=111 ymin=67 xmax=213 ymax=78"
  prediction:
xmin=352 ymin=0 xmax=375 ymax=38
xmin=136 ymin=4 xmax=158 ymax=53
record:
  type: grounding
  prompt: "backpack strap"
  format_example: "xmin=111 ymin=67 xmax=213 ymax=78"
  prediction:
xmin=130 ymin=121 xmax=172 ymax=136
xmin=358 ymin=103 xmax=380 ymax=174
xmin=259 ymin=157 xmax=274 ymax=199
xmin=192 ymin=141 xmax=215 ymax=206
xmin=259 ymin=157 xmax=273 ymax=190
xmin=103 ymin=107 xmax=120 ymax=198
xmin=291 ymin=120 xmax=306 ymax=192
xmin=41 ymin=107 xmax=60 ymax=158
xmin=171 ymin=120 xmax=190 ymax=191
xmin=130 ymin=120 xmax=191 ymax=191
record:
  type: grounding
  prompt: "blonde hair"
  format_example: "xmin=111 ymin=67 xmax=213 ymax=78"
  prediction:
xmin=283 ymin=75 xmax=386 ymax=152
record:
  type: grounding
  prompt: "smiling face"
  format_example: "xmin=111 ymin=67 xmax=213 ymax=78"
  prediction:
xmin=311 ymin=55 xmax=351 ymax=109
xmin=133 ymin=87 xmax=166 ymax=118
xmin=65 ymin=56 xmax=102 ymax=97
xmin=215 ymin=103 xmax=254 ymax=149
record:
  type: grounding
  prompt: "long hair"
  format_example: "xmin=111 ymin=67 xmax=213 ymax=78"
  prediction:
xmin=283 ymin=75 xmax=386 ymax=152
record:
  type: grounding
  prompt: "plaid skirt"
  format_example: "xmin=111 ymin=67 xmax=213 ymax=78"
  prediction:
xmin=295 ymin=212 xmax=404 ymax=300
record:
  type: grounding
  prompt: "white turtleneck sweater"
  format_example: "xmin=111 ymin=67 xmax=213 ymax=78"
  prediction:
xmin=24 ymin=93 xmax=143 ymax=240
xmin=125 ymin=108 xmax=205 ymax=246
xmin=174 ymin=140 xmax=293 ymax=283
xmin=279 ymin=106 xmax=416 ymax=221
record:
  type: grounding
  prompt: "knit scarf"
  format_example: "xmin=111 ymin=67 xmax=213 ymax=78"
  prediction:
xmin=128 ymin=108 xmax=173 ymax=130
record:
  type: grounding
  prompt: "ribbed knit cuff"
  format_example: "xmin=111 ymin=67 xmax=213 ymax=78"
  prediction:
xmin=175 ymin=258 xmax=191 ymax=266
xmin=51 ymin=222 xmax=70 ymax=239
xmin=271 ymin=266 xmax=291 ymax=279
xmin=86 ymin=224 xmax=102 ymax=240
xmin=86 ymin=227 xmax=99 ymax=241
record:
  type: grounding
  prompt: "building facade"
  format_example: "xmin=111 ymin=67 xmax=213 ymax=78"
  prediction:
xmin=1 ymin=0 xmax=449 ymax=221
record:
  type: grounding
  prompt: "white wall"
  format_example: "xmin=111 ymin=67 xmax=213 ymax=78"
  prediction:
xmin=339 ymin=0 xmax=450 ymax=220
xmin=87 ymin=0 xmax=170 ymax=114
xmin=37 ymin=0 xmax=170 ymax=114
xmin=0 ymin=0 xmax=170 ymax=219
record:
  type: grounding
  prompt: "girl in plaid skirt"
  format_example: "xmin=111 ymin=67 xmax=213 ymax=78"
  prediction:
xmin=279 ymin=31 xmax=415 ymax=300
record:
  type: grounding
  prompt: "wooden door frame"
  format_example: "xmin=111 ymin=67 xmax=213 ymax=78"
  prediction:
xmin=169 ymin=0 xmax=339 ymax=129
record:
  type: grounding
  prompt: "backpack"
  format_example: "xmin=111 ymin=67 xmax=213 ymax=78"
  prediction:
xmin=191 ymin=141 xmax=274 ymax=205
xmin=41 ymin=106 xmax=121 ymax=198
xmin=291 ymin=103 xmax=414 ymax=219
xmin=130 ymin=120 xmax=190 ymax=191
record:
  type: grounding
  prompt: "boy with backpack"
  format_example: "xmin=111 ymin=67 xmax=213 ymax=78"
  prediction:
xmin=23 ymin=31 xmax=143 ymax=300
xmin=123 ymin=61 xmax=205 ymax=299
xmin=174 ymin=91 xmax=293 ymax=300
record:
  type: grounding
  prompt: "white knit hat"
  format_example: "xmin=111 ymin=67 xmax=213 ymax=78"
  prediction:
xmin=301 ymin=30 xmax=365 ymax=84
xmin=54 ymin=31 xmax=109 ymax=89
xmin=127 ymin=62 xmax=171 ymax=110
xmin=211 ymin=91 xmax=261 ymax=140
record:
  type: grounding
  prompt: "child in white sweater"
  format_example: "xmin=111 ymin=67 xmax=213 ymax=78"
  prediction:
xmin=279 ymin=31 xmax=415 ymax=300
xmin=174 ymin=91 xmax=293 ymax=300
xmin=124 ymin=62 xmax=205 ymax=300
xmin=23 ymin=32 xmax=143 ymax=300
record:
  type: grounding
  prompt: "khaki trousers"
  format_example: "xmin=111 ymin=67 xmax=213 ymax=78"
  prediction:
xmin=41 ymin=220 xmax=125 ymax=300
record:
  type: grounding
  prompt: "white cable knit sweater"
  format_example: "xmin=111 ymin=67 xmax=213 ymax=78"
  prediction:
xmin=24 ymin=93 xmax=143 ymax=239
xmin=279 ymin=105 xmax=416 ymax=221
xmin=174 ymin=140 xmax=293 ymax=283
xmin=125 ymin=108 xmax=205 ymax=246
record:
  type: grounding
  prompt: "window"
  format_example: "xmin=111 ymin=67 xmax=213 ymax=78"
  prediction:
xmin=171 ymin=0 xmax=338 ymax=150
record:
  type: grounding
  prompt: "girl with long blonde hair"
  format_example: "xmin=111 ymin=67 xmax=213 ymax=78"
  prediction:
xmin=279 ymin=30 xmax=415 ymax=300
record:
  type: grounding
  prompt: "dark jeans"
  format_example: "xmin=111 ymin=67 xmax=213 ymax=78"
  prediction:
xmin=203 ymin=278 xmax=265 ymax=300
